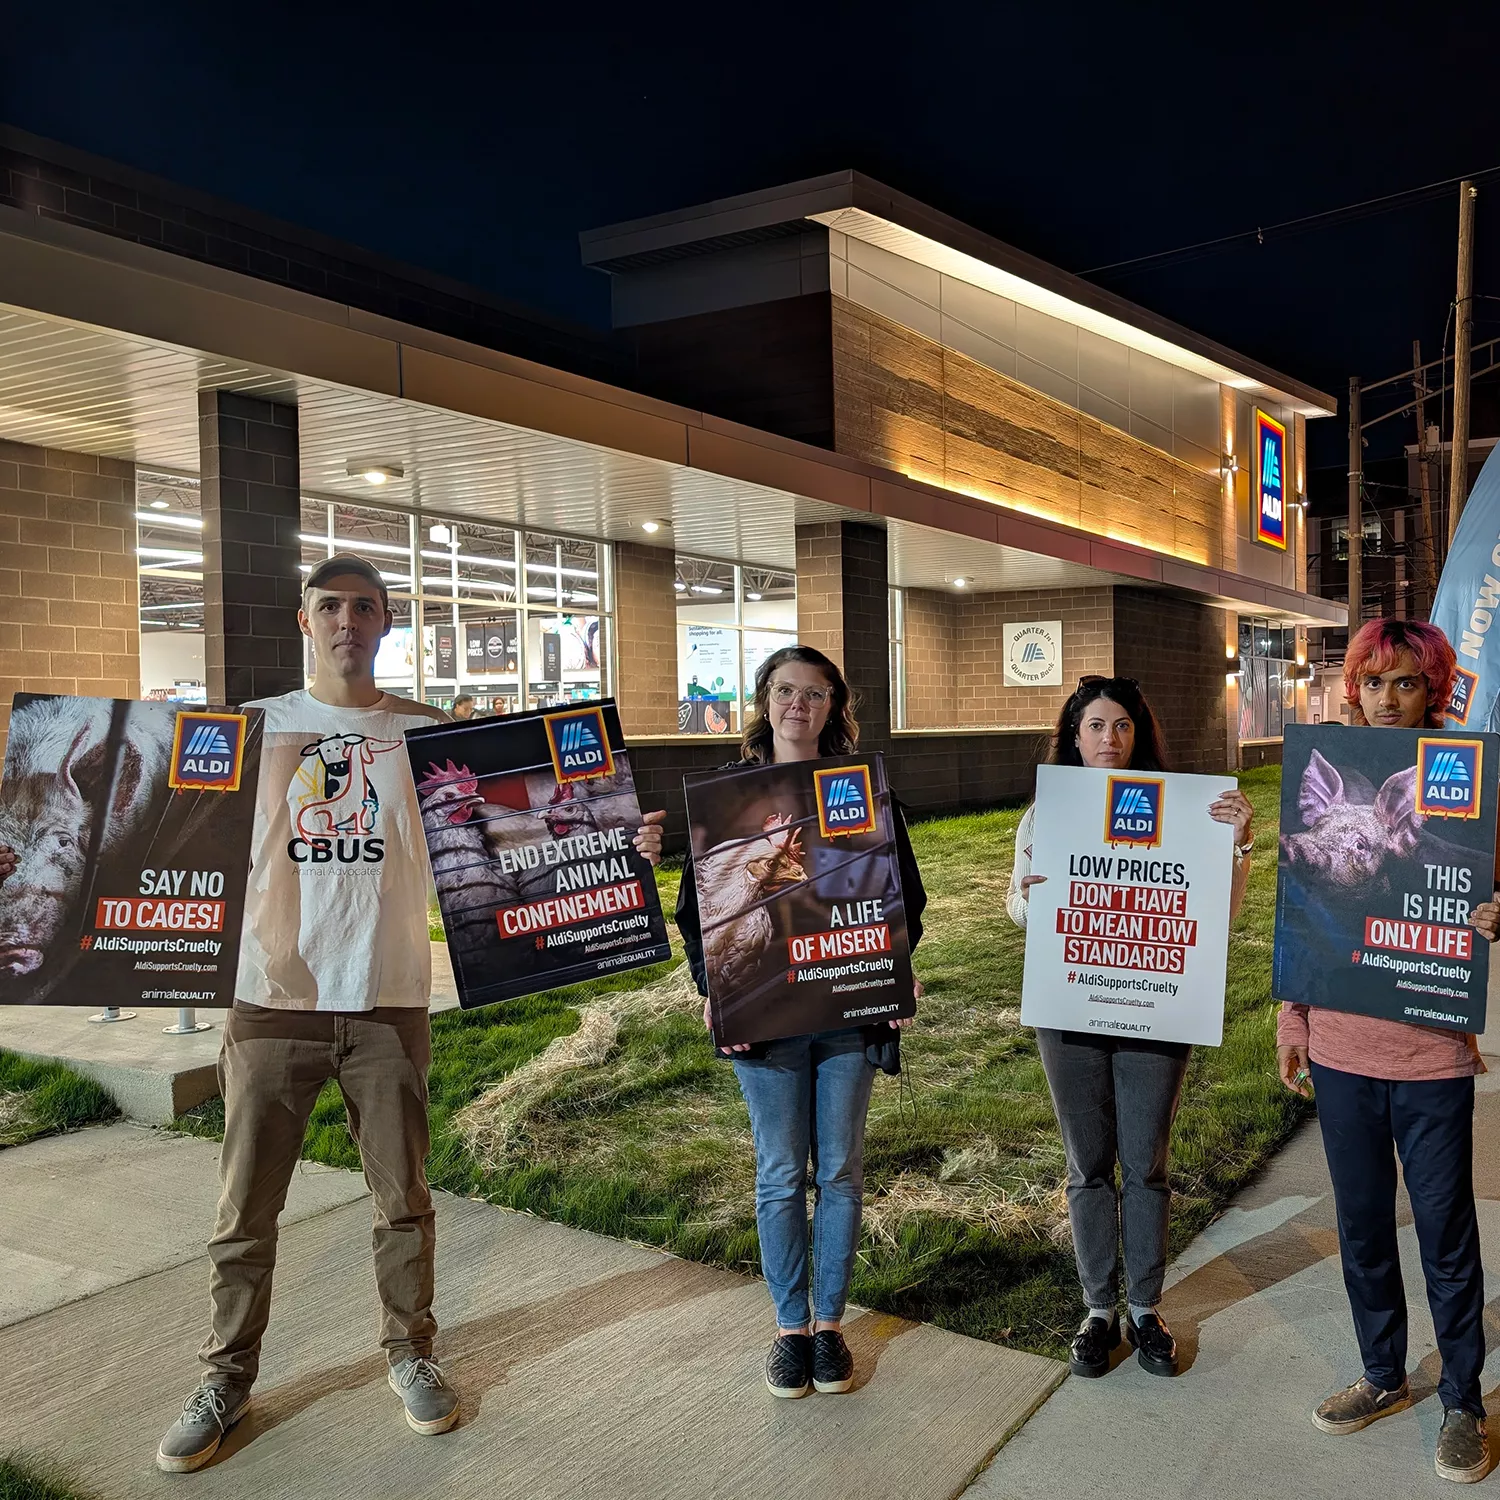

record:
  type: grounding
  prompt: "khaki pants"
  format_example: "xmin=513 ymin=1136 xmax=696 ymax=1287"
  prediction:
xmin=199 ymin=1001 xmax=436 ymax=1386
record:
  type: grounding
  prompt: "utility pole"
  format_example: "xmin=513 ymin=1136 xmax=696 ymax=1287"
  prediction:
xmin=1449 ymin=179 xmax=1478 ymax=543
xmin=1412 ymin=339 xmax=1439 ymax=608
xmin=1348 ymin=376 xmax=1362 ymax=631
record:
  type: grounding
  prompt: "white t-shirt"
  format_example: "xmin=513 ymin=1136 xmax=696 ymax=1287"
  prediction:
xmin=235 ymin=690 xmax=447 ymax=1012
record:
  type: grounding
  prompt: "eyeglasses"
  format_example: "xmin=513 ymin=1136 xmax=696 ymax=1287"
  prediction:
xmin=1077 ymin=675 xmax=1139 ymax=693
xmin=769 ymin=682 xmax=832 ymax=707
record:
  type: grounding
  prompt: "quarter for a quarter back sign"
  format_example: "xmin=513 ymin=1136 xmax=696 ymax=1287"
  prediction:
xmin=1020 ymin=763 xmax=1237 ymax=1046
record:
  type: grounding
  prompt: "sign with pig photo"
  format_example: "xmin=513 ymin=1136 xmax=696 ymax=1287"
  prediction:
xmin=1020 ymin=763 xmax=1238 ymax=1045
xmin=0 ymin=693 xmax=263 ymax=1006
xmin=1274 ymin=723 xmax=1499 ymax=1031
xmin=404 ymin=698 xmax=672 ymax=1008
xmin=684 ymin=753 xmax=916 ymax=1048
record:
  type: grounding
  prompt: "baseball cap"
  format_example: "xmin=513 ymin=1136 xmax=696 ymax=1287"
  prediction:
xmin=304 ymin=553 xmax=390 ymax=608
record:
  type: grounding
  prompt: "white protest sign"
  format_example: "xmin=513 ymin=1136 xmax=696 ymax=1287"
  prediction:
xmin=1019 ymin=764 xmax=1237 ymax=1046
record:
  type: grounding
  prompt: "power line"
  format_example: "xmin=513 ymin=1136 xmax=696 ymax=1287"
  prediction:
xmin=1080 ymin=164 xmax=1500 ymax=279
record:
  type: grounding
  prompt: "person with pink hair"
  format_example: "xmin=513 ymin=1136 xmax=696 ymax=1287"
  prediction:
xmin=1277 ymin=616 xmax=1495 ymax=1483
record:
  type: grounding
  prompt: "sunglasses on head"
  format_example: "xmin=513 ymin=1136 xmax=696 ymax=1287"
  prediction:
xmin=1076 ymin=675 xmax=1139 ymax=693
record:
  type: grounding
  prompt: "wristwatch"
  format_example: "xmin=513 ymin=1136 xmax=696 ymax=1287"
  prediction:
xmin=1234 ymin=837 xmax=1255 ymax=859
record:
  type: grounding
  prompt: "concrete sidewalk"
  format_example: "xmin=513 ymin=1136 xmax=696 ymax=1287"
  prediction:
xmin=0 ymin=1124 xmax=1062 ymax=1500
xmin=967 ymin=1068 xmax=1500 ymax=1500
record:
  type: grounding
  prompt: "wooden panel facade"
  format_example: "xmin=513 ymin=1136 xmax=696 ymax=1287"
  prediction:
xmin=831 ymin=297 xmax=1227 ymax=568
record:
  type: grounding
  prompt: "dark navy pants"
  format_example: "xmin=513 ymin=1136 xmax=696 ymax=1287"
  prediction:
xmin=1311 ymin=1061 xmax=1485 ymax=1416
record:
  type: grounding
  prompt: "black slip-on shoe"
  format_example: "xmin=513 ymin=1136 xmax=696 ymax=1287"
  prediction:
xmin=1125 ymin=1310 xmax=1179 ymax=1377
xmin=1069 ymin=1315 xmax=1122 ymax=1378
xmin=765 ymin=1333 xmax=812 ymax=1398
xmin=812 ymin=1329 xmax=855 ymax=1394
xmin=1435 ymin=1408 xmax=1491 ymax=1484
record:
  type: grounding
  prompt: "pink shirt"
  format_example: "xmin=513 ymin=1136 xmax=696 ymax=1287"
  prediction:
xmin=1277 ymin=1002 xmax=1480 ymax=1082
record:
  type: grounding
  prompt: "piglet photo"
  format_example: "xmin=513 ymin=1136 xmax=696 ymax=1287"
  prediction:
xmin=1280 ymin=749 xmax=1419 ymax=891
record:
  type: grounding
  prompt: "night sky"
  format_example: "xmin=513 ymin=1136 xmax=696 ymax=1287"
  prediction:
xmin=5 ymin=2 xmax=1500 ymax=474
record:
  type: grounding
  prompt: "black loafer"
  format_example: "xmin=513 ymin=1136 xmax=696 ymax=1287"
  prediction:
xmin=1069 ymin=1315 xmax=1122 ymax=1377
xmin=765 ymin=1333 xmax=812 ymax=1398
xmin=1125 ymin=1310 xmax=1179 ymax=1376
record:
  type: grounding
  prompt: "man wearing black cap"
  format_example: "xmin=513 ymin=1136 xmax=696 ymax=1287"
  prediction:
xmin=158 ymin=554 xmax=460 ymax=1469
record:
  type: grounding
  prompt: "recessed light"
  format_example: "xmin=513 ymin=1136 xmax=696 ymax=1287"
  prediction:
xmin=347 ymin=462 xmax=404 ymax=485
xmin=640 ymin=519 xmax=664 ymax=534
xmin=953 ymin=577 xmax=967 ymax=588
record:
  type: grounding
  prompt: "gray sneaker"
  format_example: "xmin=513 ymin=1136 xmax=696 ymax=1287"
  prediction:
xmin=1436 ymin=1408 xmax=1491 ymax=1484
xmin=156 ymin=1381 xmax=251 ymax=1473
xmin=1312 ymin=1376 xmax=1412 ymax=1435
xmin=388 ymin=1357 xmax=460 ymax=1435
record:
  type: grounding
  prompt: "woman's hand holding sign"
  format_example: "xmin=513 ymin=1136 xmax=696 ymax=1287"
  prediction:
xmin=0 ymin=844 xmax=14 ymax=885
xmin=633 ymin=810 xmax=666 ymax=867
xmin=1020 ymin=875 xmax=1046 ymax=900
xmin=1208 ymin=788 xmax=1254 ymax=847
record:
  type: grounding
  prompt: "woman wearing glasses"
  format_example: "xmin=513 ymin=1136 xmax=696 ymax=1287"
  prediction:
xmin=675 ymin=645 xmax=928 ymax=1401
xmin=1007 ymin=674 xmax=1253 ymax=1380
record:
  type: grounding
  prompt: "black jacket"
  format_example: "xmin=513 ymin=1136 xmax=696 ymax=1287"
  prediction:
xmin=674 ymin=760 xmax=927 ymax=1061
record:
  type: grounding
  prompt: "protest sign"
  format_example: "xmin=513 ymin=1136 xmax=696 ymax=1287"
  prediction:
xmin=404 ymin=698 xmax=671 ymax=1008
xmin=684 ymin=753 xmax=915 ymax=1048
xmin=1274 ymin=723 xmax=1497 ymax=1031
xmin=0 ymin=693 xmax=263 ymax=1006
xmin=1020 ymin=763 xmax=1237 ymax=1046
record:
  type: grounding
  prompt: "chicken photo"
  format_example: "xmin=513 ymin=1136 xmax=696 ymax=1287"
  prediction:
xmin=695 ymin=813 xmax=808 ymax=997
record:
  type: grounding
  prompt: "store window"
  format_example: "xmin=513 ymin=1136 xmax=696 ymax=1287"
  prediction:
xmin=300 ymin=501 xmax=611 ymax=712
xmin=137 ymin=471 xmax=206 ymax=704
xmin=1237 ymin=618 xmax=1301 ymax=741
xmin=676 ymin=555 xmax=796 ymax=735
xmin=889 ymin=588 xmax=907 ymax=730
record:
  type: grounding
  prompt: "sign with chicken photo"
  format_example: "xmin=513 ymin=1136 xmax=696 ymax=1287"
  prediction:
xmin=1274 ymin=723 xmax=1500 ymax=1030
xmin=405 ymin=698 xmax=671 ymax=1008
xmin=685 ymin=753 xmax=916 ymax=1048
xmin=0 ymin=693 xmax=264 ymax=1005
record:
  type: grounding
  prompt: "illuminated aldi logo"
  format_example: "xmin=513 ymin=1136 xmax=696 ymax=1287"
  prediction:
xmin=1105 ymin=776 xmax=1164 ymax=848
xmin=544 ymin=707 xmax=614 ymax=783
xmin=1417 ymin=737 xmax=1483 ymax=820
xmin=1447 ymin=667 xmax=1479 ymax=727
xmin=814 ymin=764 xmax=877 ymax=838
xmin=1255 ymin=409 xmax=1288 ymax=550
xmin=168 ymin=711 xmax=247 ymax=792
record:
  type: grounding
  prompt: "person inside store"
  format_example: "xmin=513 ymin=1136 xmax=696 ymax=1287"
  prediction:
xmin=451 ymin=693 xmax=476 ymax=720
xmin=1007 ymin=674 xmax=1253 ymax=1381
xmin=1277 ymin=618 xmax=1492 ymax=1485
xmin=674 ymin=645 xmax=928 ymax=1401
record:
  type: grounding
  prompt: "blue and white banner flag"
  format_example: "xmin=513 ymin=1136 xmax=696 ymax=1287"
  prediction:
xmin=1431 ymin=444 xmax=1500 ymax=730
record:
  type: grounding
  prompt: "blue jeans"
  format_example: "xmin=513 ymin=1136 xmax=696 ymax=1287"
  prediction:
xmin=733 ymin=1029 xmax=877 ymax=1329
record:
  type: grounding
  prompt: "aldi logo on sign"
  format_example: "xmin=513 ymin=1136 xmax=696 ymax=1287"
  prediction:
xmin=1105 ymin=776 xmax=1164 ymax=847
xmin=1255 ymin=409 xmax=1288 ymax=550
xmin=814 ymin=764 xmax=877 ymax=838
xmin=1447 ymin=667 xmax=1479 ymax=727
xmin=1417 ymin=737 xmax=1483 ymax=819
xmin=544 ymin=707 xmax=614 ymax=783
xmin=168 ymin=712 xmax=247 ymax=792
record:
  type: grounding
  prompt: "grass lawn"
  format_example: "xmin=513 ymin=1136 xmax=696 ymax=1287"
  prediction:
xmin=173 ymin=768 xmax=1305 ymax=1358
xmin=0 ymin=1451 xmax=98 ymax=1500
xmin=0 ymin=1053 xmax=118 ymax=1151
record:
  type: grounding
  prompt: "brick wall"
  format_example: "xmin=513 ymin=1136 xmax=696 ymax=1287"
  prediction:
xmin=956 ymin=587 xmax=1113 ymax=726
xmin=0 ymin=440 xmax=138 ymax=757
xmin=200 ymin=392 xmax=303 ymax=706
xmin=796 ymin=520 xmax=890 ymax=741
xmin=901 ymin=589 xmax=956 ymax=727
xmin=613 ymin=541 xmax=679 ymax=737
xmin=1113 ymin=587 xmax=1230 ymax=774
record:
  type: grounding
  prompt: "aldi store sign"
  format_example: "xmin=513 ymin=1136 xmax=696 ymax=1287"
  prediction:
xmin=1255 ymin=409 xmax=1288 ymax=550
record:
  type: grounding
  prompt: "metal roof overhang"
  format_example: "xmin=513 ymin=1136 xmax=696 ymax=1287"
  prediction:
xmin=0 ymin=204 xmax=1344 ymax=626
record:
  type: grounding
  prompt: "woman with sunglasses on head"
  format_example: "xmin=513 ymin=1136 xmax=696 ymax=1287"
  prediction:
xmin=1277 ymin=619 xmax=1493 ymax=1485
xmin=674 ymin=645 xmax=927 ymax=1401
xmin=1007 ymin=674 xmax=1254 ymax=1381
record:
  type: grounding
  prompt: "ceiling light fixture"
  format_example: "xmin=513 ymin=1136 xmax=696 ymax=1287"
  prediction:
xmin=953 ymin=577 xmax=967 ymax=589
xmin=747 ymin=591 xmax=763 ymax=601
xmin=690 ymin=584 xmax=724 ymax=595
xmin=149 ymin=499 xmax=169 ymax=510
xmin=429 ymin=523 xmax=452 ymax=545
xmin=347 ymin=462 xmax=404 ymax=485
xmin=640 ymin=519 xmax=665 ymax=534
